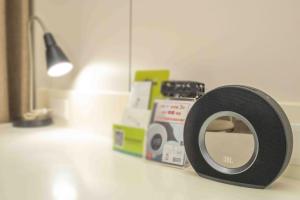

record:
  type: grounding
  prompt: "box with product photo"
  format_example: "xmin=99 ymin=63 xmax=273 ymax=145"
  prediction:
xmin=146 ymin=99 xmax=195 ymax=167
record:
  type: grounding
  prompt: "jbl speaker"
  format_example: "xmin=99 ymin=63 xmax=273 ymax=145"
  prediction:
xmin=184 ymin=85 xmax=293 ymax=188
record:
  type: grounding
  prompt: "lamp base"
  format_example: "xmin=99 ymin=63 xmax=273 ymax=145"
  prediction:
xmin=13 ymin=117 xmax=53 ymax=128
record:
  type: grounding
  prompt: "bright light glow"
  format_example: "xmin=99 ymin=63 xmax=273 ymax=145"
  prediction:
xmin=48 ymin=62 xmax=73 ymax=77
xmin=72 ymin=62 xmax=127 ymax=92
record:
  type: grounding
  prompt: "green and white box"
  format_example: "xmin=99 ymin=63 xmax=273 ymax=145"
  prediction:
xmin=113 ymin=124 xmax=145 ymax=157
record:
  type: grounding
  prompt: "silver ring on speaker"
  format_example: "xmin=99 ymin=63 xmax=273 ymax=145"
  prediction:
xmin=198 ymin=111 xmax=259 ymax=175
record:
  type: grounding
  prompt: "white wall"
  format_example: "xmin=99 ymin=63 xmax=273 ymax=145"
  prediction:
xmin=132 ymin=0 xmax=300 ymax=102
xmin=34 ymin=0 xmax=130 ymax=92
xmin=35 ymin=0 xmax=300 ymax=102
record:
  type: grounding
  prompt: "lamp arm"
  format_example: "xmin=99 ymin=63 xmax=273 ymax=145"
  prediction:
xmin=27 ymin=16 xmax=48 ymax=112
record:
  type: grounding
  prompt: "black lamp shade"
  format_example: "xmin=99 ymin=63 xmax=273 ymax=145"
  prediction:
xmin=44 ymin=33 xmax=73 ymax=77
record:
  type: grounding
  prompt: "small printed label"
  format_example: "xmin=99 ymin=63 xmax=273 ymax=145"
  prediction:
xmin=114 ymin=130 xmax=124 ymax=147
xmin=154 ymin=100 xmax=193 ymax=124
xmin=162 ymin=143 xmax=185 ymax=165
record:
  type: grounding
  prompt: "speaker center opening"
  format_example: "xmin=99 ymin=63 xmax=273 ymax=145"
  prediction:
xmin=199 ymin=111 xmax=259 ymax=174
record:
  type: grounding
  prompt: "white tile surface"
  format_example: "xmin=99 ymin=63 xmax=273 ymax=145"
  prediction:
xmin=0 ymin=123 xmax=300 ymax=200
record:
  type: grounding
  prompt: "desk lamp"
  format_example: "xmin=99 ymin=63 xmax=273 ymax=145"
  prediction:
xmin=13 ymin=16 xmax=73 ymax=127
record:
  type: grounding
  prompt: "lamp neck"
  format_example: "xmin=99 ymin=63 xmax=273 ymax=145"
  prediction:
xmin=28 ymin=15 xmax=49 ymax=111
xmin=28 ymin=16 xmax=48 ymax=33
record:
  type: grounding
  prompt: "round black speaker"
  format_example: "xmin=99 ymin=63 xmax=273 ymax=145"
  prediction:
xmin=184 ymin=85 xmax=293 ymax=188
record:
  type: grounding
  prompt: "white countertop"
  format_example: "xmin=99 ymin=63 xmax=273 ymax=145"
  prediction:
xmin=0 ymin=123 xmax=300 ymax=200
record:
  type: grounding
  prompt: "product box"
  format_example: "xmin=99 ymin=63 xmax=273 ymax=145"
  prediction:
xmin=113 ymin=124 xmax=145 ymax=157
xmin=146 ymin=99 xmax=195 ymax=167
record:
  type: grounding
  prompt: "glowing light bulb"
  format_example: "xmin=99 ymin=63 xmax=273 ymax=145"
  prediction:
xmin=48 ymin=62 xmax=73 ymax=77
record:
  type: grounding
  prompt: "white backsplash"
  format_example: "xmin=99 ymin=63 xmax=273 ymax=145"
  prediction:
xmin=38 ymin=88 xmax=129 ymax=137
